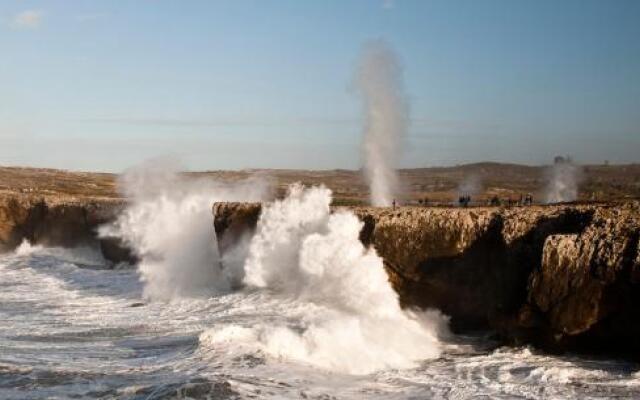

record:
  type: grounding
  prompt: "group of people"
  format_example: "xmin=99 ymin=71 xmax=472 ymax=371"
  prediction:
xmin=456 ymin=193 xmax=535 ymax=207
xmin=520 ymin=193 xmax=534 ymax=206
xmin=402 ymin=193 xmax=536 ymax=208
xmin=458 ymin=195 xmax=472 ymax=207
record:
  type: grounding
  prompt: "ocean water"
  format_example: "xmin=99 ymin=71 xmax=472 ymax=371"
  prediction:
xmin=2 ymin=243 xmax=640 ymax=400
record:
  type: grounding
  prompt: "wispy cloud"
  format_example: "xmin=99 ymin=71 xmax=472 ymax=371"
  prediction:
xmin=10 ymin=9 xmax=44 ymax=30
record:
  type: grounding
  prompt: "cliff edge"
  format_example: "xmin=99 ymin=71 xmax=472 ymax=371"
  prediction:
xmin=213 ymin=201 xmax=640 ymax=357
xmin=0 ymin=193 xmax=134 ymax=264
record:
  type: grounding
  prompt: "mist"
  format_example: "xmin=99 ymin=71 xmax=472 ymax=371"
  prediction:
xmin=356 ymin=41 xmax=408 ymax=206
xmin=457 ymin=174 xmax=483 ymax=198
xmin=203 ymin=184 xmax=448 ymax=374
xmin=545 ymin=156 xmax=583 ymax=203
xmin=98 ymin=158 xmax=269 ymax=300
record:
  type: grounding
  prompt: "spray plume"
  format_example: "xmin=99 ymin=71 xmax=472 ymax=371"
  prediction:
xmin=545 ymin=156 xmax=582 ymax=203
xmin=99 ymin=158 xmax=268 ymax=300
xmin=457 ymin=174 xmax=483 ymax=198
xmin=356 ymin=41 xmax=408 ymax=206
xmin=102 ymin=169 xmax=447 ymax=372
xmin=203 ymin=184 xmax=448 ymax=374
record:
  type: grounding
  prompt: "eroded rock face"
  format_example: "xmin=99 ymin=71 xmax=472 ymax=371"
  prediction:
xmin=0 ymin=195 xmax=46 ymax=252
xmin=0 ymin=194 xmax=134 ymax=265
xmin=99 ymin=237 xmax=137 ymax=265
xmin=212 ymin=201 xmax=640 ymax=356
xmin=212 ymin=202 xmax=262 ymax=257
xmin=526 ymin=203 xmax=640 ymax=353
xmin=350 ymin=206 xmax=594 ymax=330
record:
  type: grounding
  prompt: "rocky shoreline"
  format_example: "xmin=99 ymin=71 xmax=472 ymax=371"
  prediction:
xmin=213 ymin=201 xmax=640 ymax=357
xmin=0 ymin=193 xmax=134 ymax=264
xmin=3 ymin=191 xmax=639 ymax=358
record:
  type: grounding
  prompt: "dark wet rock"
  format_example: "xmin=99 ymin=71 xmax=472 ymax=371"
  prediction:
xmin=213 ymin=201 xmax=640 ymax=357
xmin=131 ymin=378 xmax=239 ymax=400
xmin=213 ymin=202 xmax=262 ymax=257
xmin=178 ymin=379 xmax=238 ymax=399
xmin=232 ymin=353 xmax=266 ymax=368
xmin=100 ymin=236 xmax=137 ymax=265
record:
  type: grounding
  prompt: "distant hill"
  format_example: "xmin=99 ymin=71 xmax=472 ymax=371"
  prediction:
xmin=1 ymin=163 xmax=638 ymax=205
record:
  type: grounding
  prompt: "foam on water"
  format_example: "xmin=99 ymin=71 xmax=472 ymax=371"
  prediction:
xmin=202 ymin=184 xmax=446 ymax=374
xmin=2 ymin=244 xmax=640 ymax=399
xmin=3 ymin=179 xmax=640 ymax=398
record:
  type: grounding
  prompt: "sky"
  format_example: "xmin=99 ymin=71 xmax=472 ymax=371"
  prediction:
xmin=1 ymin=0 xmax=638 ymax=172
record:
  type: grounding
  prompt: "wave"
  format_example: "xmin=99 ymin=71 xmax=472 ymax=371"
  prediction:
xmin=2 ymin=240 xmax=640 ymax=397
xmin=203 ymin=184 xmax=448 ymax=374
xmin=101 ymin=164 xmax=449 ymax=373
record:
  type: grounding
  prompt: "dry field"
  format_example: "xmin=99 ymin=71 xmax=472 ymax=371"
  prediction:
xmin=1 ymin=163 xmax=639 ymax=205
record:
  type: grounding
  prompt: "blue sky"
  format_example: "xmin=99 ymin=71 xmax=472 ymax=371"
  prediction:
xmin=1 ymin=0 xmax=638 ymax=172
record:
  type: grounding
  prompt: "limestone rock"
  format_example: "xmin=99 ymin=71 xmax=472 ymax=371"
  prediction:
xmin=213 ymin=202 xmax=262 ymax=256
xmin=526 ymin=204 xmax=640 ymax=353
xmin=212 ymin=201 xmax=640 ymax=357
xmin=0 ymin=193 xmax=134 ymax=265
xmin=0 ymin=194 xmax=46 ymax=251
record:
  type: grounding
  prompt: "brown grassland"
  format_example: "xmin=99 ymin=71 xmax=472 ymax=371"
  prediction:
xmin=1 ymin=162 xmax=638 ymax=205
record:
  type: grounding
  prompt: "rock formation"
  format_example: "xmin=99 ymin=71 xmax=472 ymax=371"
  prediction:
xmin=4 ymin=190 xmax=639 ymax=356
xmin=212 ymin=202 xmax=262 ymax=258
xmin=0 ymin=193 xmax=135 ymax=265
xmin=213 ymin=201 xmax=640 ymax=357
xmin=525 ymin=203 xmax=640 ymax=354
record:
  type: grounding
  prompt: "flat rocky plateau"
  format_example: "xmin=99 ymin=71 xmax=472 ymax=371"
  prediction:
xmin=2 ymin=162 xmax=639 ymax=205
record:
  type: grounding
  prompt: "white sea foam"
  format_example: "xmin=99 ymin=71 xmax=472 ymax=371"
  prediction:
xmin=98 ymin=159 xmax=268 ymax=300
xmin=2 ymin=244 xmax=640 ymax=398
xmin=4 ymin=163 xmax=636 ymax=396
xmin=203 ymin=184 xmax=447 ymax=374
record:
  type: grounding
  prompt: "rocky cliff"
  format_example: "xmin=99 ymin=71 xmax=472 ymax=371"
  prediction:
xmin=525 ymin=204 xmax=640 ymax=354
xmin=213 ymin=201 xmax=640 ymax=357
xmin=0 ymin=193 xmax=134 ymax=264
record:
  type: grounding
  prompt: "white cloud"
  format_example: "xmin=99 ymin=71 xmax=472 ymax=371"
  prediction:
xmin=10 ymin=9 xmax=44 ymax=30
xmin=382 ymin=0 xmax=396 ymax=9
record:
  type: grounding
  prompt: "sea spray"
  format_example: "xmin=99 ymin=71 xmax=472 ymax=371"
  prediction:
xmin=356 ymin=41 xmax=408 ymax=207
xmin=545 ymin=156 xmax=582 ymax=203
xmin=243 ymin=184 xmax=332 ymax=291
xmin=202 ymin=185 xmax=448 ymax=374
xmin=99 ymin=159 xmax=268 ymax=300
xmin=103 ymin=164 xmax=447 ymax=373
xmin=457 ymin=174 xmax=483 ymax=199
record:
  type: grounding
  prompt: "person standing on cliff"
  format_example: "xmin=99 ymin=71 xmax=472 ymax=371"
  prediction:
xmin=526 ymin=193 xmax=533 ymax=206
